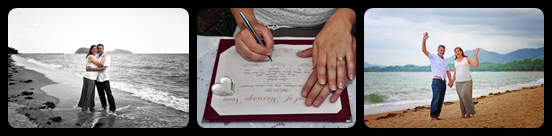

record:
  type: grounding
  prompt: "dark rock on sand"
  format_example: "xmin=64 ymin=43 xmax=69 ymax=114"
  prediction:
xmin=20 ymin=79 xmax=33 ymax=83
xmin=22 ymin=91 xmax=33 ymax=96
xmin=24 ymin=96 xmax=33 ymax=99
xmin=43 ymin=102 xmax=56 ymax=109
xmin=377 ymin=113 xmax=400 ymax=120
xmin=49 ymin=117 xmax=62 ymax=122
xmin=93 ymin=123 xmax=103 ymax=128
xmin=413 ymin=106 xmax=427 ymax=111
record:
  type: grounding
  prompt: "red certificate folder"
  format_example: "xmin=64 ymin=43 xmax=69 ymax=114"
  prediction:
xmin=202 ymin=39 xmax=352 ymax=122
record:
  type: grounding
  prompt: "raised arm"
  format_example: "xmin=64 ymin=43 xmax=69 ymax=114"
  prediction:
xmin=468 ymin=48 xmax=480 ymax=67
xmin=422 ymin=32 xmax=429 ymax=56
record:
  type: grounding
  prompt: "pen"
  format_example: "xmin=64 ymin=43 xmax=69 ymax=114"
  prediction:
xmin=239 ymin=12 xmax=273 ymax=62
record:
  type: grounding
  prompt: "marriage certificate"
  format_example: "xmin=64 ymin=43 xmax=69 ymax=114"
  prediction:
xmin=211 ymin=45 xmax=342 ymax=116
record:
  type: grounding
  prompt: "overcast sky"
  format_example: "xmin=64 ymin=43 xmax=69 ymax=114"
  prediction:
xmin=8 ymin=8 xmax=189 ymax=54
xmin=364 ymin=8 xmax=544 ymax=66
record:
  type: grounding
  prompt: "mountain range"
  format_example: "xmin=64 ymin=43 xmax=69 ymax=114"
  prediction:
xmin=364 ymin=62 xmax=385 ymax=68
xmin=445 ymin=47 xmax=544 ymax=64
xmin=365 ymin=47 xmax=544 ymax=68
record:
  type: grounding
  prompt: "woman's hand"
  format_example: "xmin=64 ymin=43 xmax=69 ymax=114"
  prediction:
xmin=234 ymin=23 xmax=274 ymax=61
xmin=298 ymin=36 xmax=356 ymax=107
xmin=230 ymin=8 xmax=274 ymax=61
xmin=313 ymin=21 xmax=355 ymax=92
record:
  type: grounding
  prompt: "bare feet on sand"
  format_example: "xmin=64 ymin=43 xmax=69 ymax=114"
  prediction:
xmin=460 ymin=114 xmax=472 ymax=118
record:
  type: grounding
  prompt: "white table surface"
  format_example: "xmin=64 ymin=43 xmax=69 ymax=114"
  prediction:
xmin=196 ymin=35 xmax=356 ymax=128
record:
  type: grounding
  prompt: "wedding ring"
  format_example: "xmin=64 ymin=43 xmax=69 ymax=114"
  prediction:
xmin=337 ymin=56 xmax=345 ymax=62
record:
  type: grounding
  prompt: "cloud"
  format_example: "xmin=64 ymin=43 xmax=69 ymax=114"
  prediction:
xmin=364 ymin=8 xmax=544 ymax=66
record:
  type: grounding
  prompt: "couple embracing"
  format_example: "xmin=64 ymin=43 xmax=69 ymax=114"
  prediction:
xmin=78 ymin=44 xmax=117 ymax=115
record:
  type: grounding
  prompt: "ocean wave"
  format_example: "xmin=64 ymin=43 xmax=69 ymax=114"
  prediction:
xmin=27 ymin=58 xmax=64 ymax=69
xmin=535 ymin=78 xmax=544 ymax=84
xmin=364 ymin=100 xmax=429 ymax=110
xmin=110 ymin=82 xmax=189 ymax=113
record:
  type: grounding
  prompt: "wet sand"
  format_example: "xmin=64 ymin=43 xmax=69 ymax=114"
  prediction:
xmin=364 ymin=84 xmax=544 ymax=128
xmin=8 ymin=55 xmax=188 ymax=128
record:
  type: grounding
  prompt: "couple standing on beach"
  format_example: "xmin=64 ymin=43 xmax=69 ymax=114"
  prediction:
xmin=422 ymin=32 xmax=480 ymax=120
xmin=78 ymin=44 xmax=117 ymax=115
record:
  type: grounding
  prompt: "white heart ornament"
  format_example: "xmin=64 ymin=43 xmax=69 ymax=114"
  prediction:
xmin=211 ymin=76 xmax=235 ymax=96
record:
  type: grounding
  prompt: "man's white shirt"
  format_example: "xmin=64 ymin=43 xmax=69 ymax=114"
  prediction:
xmin=96 ymin=53 xmax=111 ymax=82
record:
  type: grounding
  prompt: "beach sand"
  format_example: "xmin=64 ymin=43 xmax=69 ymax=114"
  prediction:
xmin=8 ymin=55 xmax=188 ymax=128
xmin=364 ymin=84 xmax=544 ymax=128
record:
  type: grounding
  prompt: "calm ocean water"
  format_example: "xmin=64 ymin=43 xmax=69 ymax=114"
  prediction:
xmin=364 ymin=71 xmax=544 ymax=115
xmin=16 ymin=54 xmax=190 ymax=113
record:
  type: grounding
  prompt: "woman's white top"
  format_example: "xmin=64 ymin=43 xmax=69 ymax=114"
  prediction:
xmin=454 ymin=57 xmax=472 ymax=82
xmin=253 ymin=8 xmax=337 ymax=30
xmin=83 ymin=55 xmax=99 ymax=80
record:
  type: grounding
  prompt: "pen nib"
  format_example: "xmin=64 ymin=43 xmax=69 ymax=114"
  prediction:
xmin=268 ymin=56 xmax=273 ymax=62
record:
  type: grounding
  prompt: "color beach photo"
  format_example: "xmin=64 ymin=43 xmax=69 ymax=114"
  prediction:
xmin=8 ymin=8 xmax=190 ymax=128
xmin=363 ymin=8 xmax=544 ymax=128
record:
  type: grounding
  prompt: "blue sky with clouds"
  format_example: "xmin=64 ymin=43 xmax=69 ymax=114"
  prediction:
xmin=364 ymin=8 xmax=544 ymax=66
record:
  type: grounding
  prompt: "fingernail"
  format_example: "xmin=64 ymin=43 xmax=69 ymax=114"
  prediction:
xmin=265 ymin=57 xmax=270 ymax=61
xmin=338 ymin=82 xmax=344 ymax=89
xmin=267 ymin=51 xmax=272 ymax=56
xmin=305 ymin=98 xmax=313 ymax=106
xmin=349 ymin=74 xmax=354 ymax=80
xmin=319 ymin=78 xmax=325 ymax=85
xmin=331 ymin=85 xmax=337 ymax=91
xmin=313 ymin=100 xmax=321 ymax=107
